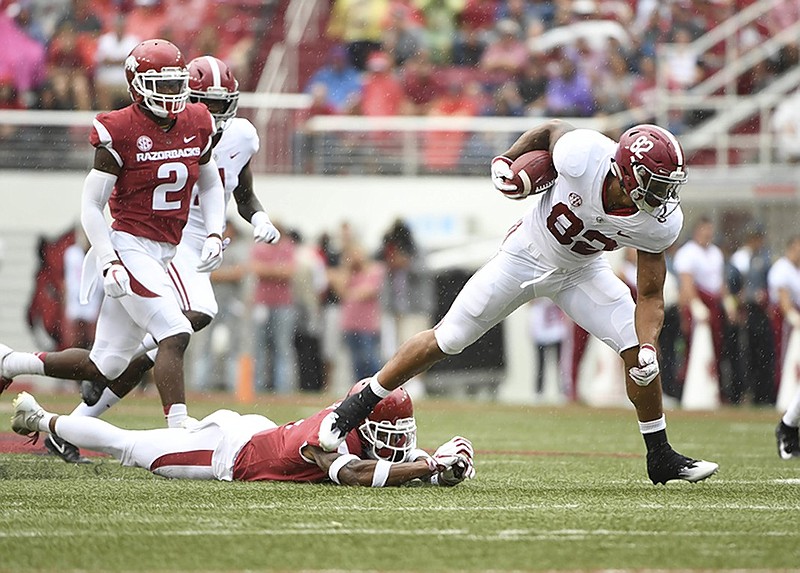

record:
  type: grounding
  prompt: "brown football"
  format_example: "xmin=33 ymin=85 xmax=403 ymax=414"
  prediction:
xmin=509 ymin=150 xmax=558 ymax=196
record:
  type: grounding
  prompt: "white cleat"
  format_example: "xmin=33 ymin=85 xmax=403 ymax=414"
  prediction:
xmin=318 ymin=411 xmax=347 ymax=452
xmin=11 ymin=391 xmax=48 ymax=440
xmin=0 ymin=344 xmax=14 ymax=395
xmin=678 ymin=459 xmax=719 ymax=483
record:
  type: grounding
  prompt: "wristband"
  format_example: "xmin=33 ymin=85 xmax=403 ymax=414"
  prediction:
xmin=371 ymin=460 xmax=392 ymax=488
xmin=641 ymin=343 xmax=656 ymax=352
xmin=328 ymin=454 xmax=359 ymax=485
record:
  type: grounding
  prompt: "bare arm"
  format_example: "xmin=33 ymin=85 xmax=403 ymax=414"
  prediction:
xmin=501 ymin=119 xmax=576 ymax=159
xmin=635 ymin=250 xmax=667 ymax=347
xmin=232 ymin=162 xmax=266 ymax=223
xmin=302 ymin=445 xmax=434 ymax=487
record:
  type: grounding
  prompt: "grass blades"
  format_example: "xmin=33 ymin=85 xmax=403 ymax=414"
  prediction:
xmin=1 ymin=392 xmax=799 ymax=572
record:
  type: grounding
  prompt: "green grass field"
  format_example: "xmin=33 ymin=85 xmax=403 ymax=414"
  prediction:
xmin=1 ymin=391 xmax=799 ymax=572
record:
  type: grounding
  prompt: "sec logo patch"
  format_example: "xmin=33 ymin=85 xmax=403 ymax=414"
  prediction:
xmin=137 ymin=135 xmax=153 ymax=152
xmin=569 ymin=193 xmax=582 ymax=207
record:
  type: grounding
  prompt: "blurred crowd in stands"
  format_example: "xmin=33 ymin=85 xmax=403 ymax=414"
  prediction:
xmin=303 ymin=0 xmax=800 ymax=131
xmin=1 ymin=0 xmax=799 ymax=124
xmin=0 ymin=0 xmax=272 ymax=111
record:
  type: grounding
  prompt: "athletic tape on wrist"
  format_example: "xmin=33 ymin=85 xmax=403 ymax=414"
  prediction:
xmin=371 ymin=459 xmax=392 ymax=488
xmin=328 ymin=454 xmax=359 ymax=485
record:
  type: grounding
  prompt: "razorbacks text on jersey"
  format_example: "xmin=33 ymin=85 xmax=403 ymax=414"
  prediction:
xmin=232 ymin=407 xmax=364 ymax=482
xmin=181 ymin=117 xmax=259 ymax=251
xmin=89 ymin=102 xmax=216 ymax=246
xmin=524 ymin=129 xmax=683 ymax=269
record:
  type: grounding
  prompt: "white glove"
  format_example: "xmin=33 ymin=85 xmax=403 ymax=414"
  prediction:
xmin=787 ymin=310 xmax=800 ymax=329
xmin=491 ymin=155 xmax=524 ymax=199
xmin=690 ymin=299 xmax=710 ymax=322
xmin=251 ymin=211 xmax=280 ymax=244
xmin=197 ymin=235 xmax=224 ymax=272
xmin=102 ymin=261 xmax=131 ymax=298
xmin=432 ymin=436 xmax=474 ymax=471
xmin=434 ymin=457 xmax=476 ymax=486
xmin=628 ymin=343 xmax=659 ymax=387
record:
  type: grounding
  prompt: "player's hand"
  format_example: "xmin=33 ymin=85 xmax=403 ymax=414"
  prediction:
xmin=433 ymin=456 xmax=476 ymax=487
xmin=432 ymin=436 xmax=474 ymax=471
xmin=252 ymin=211 xmax=280 ymax=244
xmin=628 ymin=343 xmax=659 ymax=387
xmin=491 ymin=156 xmax=518 ymax=194
xmin=102 ymin=261 xmax=131 ymax=298
xmin=198 ymin=235 xmax=224 ymax=272
xmin=689 ymin=299 xmax=710 ymax=322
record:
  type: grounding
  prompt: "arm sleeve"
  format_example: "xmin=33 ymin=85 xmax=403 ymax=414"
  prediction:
xmin=196 ymin=157 xmax=225 ymax=237
xmin=80 ymin=169 xmax=118 ymax=267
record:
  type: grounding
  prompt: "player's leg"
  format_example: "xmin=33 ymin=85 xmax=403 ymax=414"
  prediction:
xmin=320 ymin=248 xmax=541 ymax=450
xmin=776 ymin=387 xmax=800 ymax=459
xmin=552 ymin=261 xmax=718 ymax=484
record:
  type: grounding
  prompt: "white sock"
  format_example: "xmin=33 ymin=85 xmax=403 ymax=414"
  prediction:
xmin=37 ymin=412 xmax=56 ymax=433
xmin=638 ymin=415 xmax=666 ymax=434
xmin=782 ymin=389 xmax=800 ymax=428
xmin=70 ymin=387 xmax=121 ymax=418
xmin=369 ymin=375 xmax=391 ymax=398
xmin=54 ymin=415 xmax=130 ymax=460
xmin=3 ymin=351 xmax=45 ymax=377
xmin=165 ymin=403 xmax=188 ymax=428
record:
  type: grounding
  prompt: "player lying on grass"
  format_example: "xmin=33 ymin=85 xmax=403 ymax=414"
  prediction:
xmin=9 ymin=380 xmax=475 ymax=487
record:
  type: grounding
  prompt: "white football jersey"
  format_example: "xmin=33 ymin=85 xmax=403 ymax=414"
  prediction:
xmin=522 ymin=129 xmax=683 ymax=270
xmin=768 ymin=257 xmax=800 ymax=307
xmin=673 ymin=240 xmax=725 ymax=294
xmin=182 ymin=117 xmax=260 ymax=250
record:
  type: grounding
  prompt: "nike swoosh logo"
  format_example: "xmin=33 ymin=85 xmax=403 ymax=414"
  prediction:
xmin=230 ymin=152 xmax=240 ymax=159
xmin=50 ymin=438 xmax=66 ymax=454
xmin=184 ymin=135 xmax=197 ymax=143
xmin=617 ymin=231 xmax=632 ymax=238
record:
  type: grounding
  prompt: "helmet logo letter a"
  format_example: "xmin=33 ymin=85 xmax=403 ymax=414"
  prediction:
xmin=125 ymin=55 xmax=139 ymax=73
xmin=629 ymin=136 xmax=654 ymax=160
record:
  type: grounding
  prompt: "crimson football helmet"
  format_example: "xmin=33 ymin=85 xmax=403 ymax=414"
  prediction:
xmin=187 ymin=56 xmax=239 ymax=130
xmin=125 ymin=39 xmax=189 ymax=119
xmin=347 ymin=379 xmax=417 ymax=463
xmin=611 ymin=124 xmax=687 ymax=220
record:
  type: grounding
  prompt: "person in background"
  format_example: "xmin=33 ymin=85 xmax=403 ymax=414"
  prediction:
xmin=729 ymin=223 xmax=775 ymax=405
xmin=94 ymin=17 xmax=141 ymax=110
xmin=333 ymin=243 xmax=385 ymax=381
xmin=528 ymin=298 xmax=567 ymax=400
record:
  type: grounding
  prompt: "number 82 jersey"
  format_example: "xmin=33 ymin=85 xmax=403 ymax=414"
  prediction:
xmin=525 ymin=129 xmax=683 ymax=270
xmin=89 ymin=102 xmax=216 ymax=246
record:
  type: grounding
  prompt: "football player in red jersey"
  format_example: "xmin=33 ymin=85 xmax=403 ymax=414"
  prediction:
xmin=29 ymin=55 xmax=283 ymax=463
xmin=319 ymin=120 xmax=718 ymax=485
xmin=9 ymin=381 xmax=475 ymax=487
xmin=0 ymin=40 xmax=226 ymax=436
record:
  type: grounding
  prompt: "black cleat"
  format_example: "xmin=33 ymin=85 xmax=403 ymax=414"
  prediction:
xmin=647 ymin=446 xmax=718 ymax=484
xmin=776 ymin=421 xmax=800 ymax=460
xmin=80 ymin=380 xmax=105 ymax=407
xmin=44 ymin=434 xmax=91 ymax=464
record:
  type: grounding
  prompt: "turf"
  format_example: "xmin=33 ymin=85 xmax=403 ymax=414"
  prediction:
xmin=1 ymin=392 xmax=799 ymax=572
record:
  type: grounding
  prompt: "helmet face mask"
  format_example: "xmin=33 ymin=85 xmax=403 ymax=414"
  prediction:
xmin=613 ymin=124 xmax=687 ymax=220
xmin=347 ymin=379 xmax=417 ymax=462
xmin=187 ymin=56 xmax=239 ymax=130
xmin=125 ymin=40 xmax=189 ymax=119
xmin=358 ymin=417 xmax=417 ymax=463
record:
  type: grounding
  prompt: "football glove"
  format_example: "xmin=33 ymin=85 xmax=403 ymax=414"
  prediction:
xmin=434 ymin=457 xmax=476 ymax=487
xmin=102 ymin=261 xmax=131 ymax=298
xmin=197 ymin=235 xmax=224 ymax=272
xmin=252 ymin=211 xmax=280 ymax=244
xmin=432 ymin=436 xmax=474 ymax=470
xmin=491 ymin=156 xmax=522 ymax=197
xmin=629 ymin=343 xmax=659 ymax=387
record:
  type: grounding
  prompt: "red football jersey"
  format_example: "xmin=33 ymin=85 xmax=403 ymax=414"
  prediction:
xmin=232 ymin=407 xmax=365 ymax=482
xmin=89 ymin=102 xmax=216 ymax=245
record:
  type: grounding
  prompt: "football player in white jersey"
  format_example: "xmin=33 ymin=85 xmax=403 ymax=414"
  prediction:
xmin=38 ymin=56 xmax=281 ymax=461
xmin=319 ymin=120 xmax=719 ymax=485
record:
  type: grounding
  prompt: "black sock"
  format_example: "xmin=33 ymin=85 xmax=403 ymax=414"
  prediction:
xmin=643 ymin=429 xmax=669 ymax=452
xmin=332 ymin=386 xmax=384 ymax=433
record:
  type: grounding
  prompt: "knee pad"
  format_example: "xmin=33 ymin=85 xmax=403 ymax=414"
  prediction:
xmin=93 ymin=353 xmax=131 ymax=380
